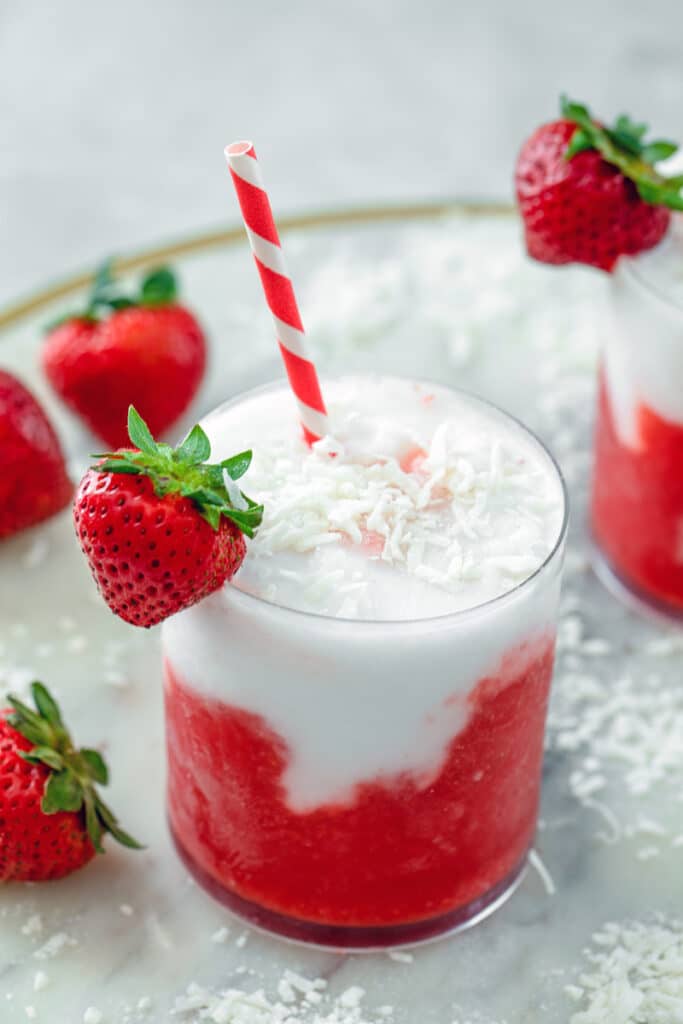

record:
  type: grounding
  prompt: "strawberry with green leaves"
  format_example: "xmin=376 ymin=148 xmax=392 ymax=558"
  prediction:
xmin=43 ymin=262 xmax=206 ymax=448
xmin=515 ymin=96 xmax=683 ymax=271
xmin=0 ymin=682 xmax=140 ymax=881
xmin=74 ymin=406 xmax=263 ymax=628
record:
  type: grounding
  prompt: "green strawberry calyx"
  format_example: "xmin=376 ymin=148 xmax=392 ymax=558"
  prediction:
xmin=93 ymin=406 xmax=264 ymax=537
xmin=47 ymin=260 xmax=179 ymax=331
xmin=561 ymin=95 xmax=683 ymax=211
xmin=6 ymin=682 xmax=142 ymax=853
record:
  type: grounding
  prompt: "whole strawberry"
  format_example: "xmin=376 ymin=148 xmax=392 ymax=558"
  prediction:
xmin=43 ymin=263 xmax=206 ymax=448
xmin=0 ymin=370 xmax=72 ymax=540
xmin=516 ymin=96 xmax=683 ymax=271
xmin=74 ymin=406 xmax=262 ymax=627
xmin=0 ymin=681 xmax=140 ymax=881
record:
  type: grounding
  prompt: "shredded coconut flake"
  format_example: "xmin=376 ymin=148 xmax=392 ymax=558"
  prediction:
xmin=223 ymin=469 xmax=249 ymax=511
xmin=386 ymin=950 xmax=414 ymax=964
xmin=548 ymin=664 xmax=683 ymax=814
xmin=567 ymin=917 xmax=683 ymax=1024
xmin=528 ymin=848 xmax=556 ymax=895
xmin=33 ymin=932 xmax=77 ymax=960
xmin=174 ymin=969 xmax=384 ymax=1023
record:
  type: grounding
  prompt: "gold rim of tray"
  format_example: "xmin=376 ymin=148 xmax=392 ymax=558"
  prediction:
xmin=0 ymin=200 xmax=513 ymax=331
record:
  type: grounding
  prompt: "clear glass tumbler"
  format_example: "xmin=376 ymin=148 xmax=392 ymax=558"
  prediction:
xmin=591 ymin=219 xmax=683 ymax=616
xmin=162 ymin=380 xmax=568 ymax=948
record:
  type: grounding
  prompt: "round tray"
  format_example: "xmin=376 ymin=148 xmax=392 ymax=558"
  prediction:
xmin=1 ymin=203 xmax=680 ymax=1024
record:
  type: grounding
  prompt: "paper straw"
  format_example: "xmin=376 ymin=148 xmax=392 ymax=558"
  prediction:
xmin=225 ymin=141 xmax=329 ymax=444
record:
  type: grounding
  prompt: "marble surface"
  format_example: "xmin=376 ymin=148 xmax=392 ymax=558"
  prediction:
xmin=2 ymin=0 xmax=683 ymax=308
xmin=1 ymin=209 xmax=682 ymax=1023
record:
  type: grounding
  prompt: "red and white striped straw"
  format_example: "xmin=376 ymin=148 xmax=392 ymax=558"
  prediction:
xmin=225 ymin=141 xmax=329 ymax=445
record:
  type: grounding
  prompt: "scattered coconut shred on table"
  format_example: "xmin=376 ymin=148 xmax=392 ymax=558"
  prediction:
xmin=546 ymin=600 xmax=683 ymax=845
xmin=566 ymin=917 xmax=683 ymax=1024
xmin=173 ymin=973 xmax=387 ymax=1024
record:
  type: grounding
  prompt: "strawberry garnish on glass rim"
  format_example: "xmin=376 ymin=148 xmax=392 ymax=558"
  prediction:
xmin=74 ymin=407 xmax=263 ymax=628
xmin=561 ymin=97 xmax=683 ymax=209
xmin=515 ymin=95 xmax=683 ymax=272
xmin=95 ymin=406 xmax=263 ymax=536
xmin=0 ymin=682 xmax=140 ymax=881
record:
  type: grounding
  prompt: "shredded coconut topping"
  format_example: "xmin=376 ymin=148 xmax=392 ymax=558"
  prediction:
xmin=227 ymin=379 xmax=563 ymax=619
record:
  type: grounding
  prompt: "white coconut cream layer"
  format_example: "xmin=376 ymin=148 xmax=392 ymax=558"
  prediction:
xmin=162 ymin=375 xmax=565 ymax=810
xmin=604 ymin=216 xmax=683 ymax=448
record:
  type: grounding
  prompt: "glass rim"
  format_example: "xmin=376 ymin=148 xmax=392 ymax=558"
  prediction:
xmin=619 ymin=232 xmax=683 ymax=316
xmin=203 ymin=374 xmax=570 ymax=630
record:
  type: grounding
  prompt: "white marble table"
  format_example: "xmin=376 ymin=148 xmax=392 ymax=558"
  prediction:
xmin=0 ymin=209 xmax=682 ymax=1023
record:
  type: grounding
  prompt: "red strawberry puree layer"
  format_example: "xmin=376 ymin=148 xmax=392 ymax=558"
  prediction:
xmin=164 ymin=636 xmax=555 ymax=933
xmin=592 ymin=371 xmax=683 ymax=609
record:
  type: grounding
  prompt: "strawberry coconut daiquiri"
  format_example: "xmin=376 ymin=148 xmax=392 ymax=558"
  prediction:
xmin=517 ymin=96 xmax=683 ymax=615
xmin=74 ymin=142 xmax=568 ymax=947
xmin=162 ymin=374 xmax=567 ymax=947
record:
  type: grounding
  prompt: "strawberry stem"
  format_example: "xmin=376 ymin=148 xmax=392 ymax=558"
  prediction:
xmin=93 ymin=406 xmax=264 ymax=537
xmin=45 ymin=262 xmax=179 ymax=332
xmin=561 ymin=95 xmax=683 ymax=212
xmin=7 ymin=682 xmax=143 ymax=854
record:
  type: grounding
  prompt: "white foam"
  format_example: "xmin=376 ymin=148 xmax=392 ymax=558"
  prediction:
xmin=162 ymin=376 xmax=566 ymax=810
xmin=604 ymin=216 xmax=683 ymax=446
